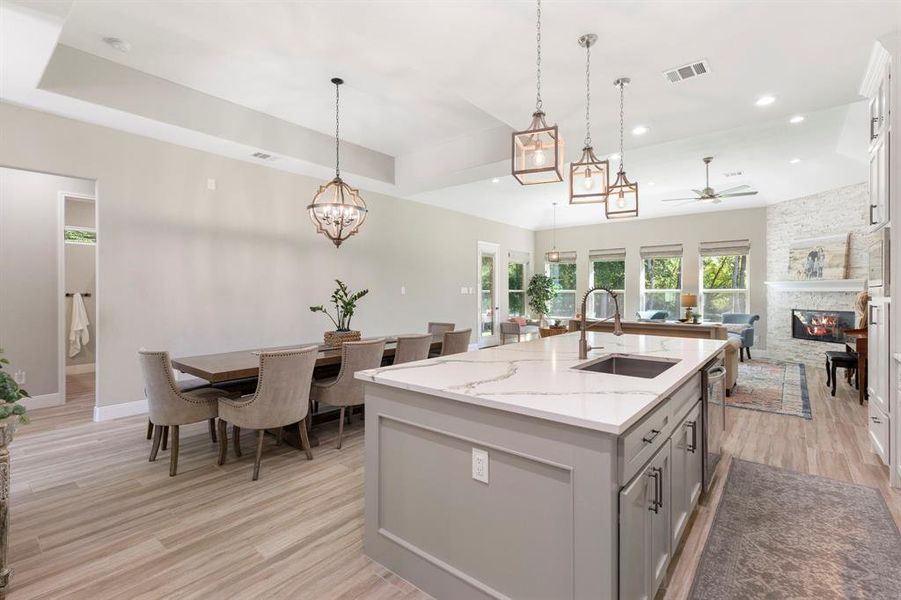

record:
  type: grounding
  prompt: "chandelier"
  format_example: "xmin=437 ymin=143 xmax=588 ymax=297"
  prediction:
xmin=606 ymin=77 xmax=639 ymax=219
xmin=569 ymin=33 xmax=609 ymax=204
xmin=512 ymin=0 xmax=564 ymax=185
xmin=307 ymin=77 xmax=368 ymax=248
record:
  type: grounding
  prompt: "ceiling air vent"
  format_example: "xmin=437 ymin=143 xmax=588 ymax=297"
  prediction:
xmin=663 ymin=59 xmax=710 ymax=84
xmin=251 ymin=151 xmax=277 ymax=161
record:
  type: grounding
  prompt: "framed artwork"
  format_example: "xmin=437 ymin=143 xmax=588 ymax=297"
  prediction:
xmin=787 ymin=234 xmax=849 ymax=280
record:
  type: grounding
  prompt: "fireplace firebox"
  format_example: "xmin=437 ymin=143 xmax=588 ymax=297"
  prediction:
xmin=791 ymin=309 xmax=855 ymax=343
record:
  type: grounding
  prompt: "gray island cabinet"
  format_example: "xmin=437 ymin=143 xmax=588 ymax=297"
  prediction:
xmin=356 ymin=332 xmax=724 ymax=600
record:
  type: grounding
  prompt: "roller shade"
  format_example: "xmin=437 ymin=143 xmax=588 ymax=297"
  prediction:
xmin=698 ymin=239 xmax=751 ymax=256
xmin=640 ymin=244 xmax=683 ymax=259
xmin=554 ymin=251 xmax=577 ymax=263
xmin=507 ymin=250 xmax=531 ymax=264
xmin=589 ymin=248 xmax=626 ymax=261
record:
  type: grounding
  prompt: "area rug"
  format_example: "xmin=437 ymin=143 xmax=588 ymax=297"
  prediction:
xmin=690 ymin=459 xmax=901 ymax=599
xmin=726 ymin=360 xmax=811 ymax=419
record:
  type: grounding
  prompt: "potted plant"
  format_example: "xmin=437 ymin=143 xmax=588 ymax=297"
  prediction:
xmin=310 ymin=280 xmax=370 ymax=347
xmin=0 ymin=348 xmax=27 ymax=596
xmin=527 ymin=274 xmax=559 ymax=327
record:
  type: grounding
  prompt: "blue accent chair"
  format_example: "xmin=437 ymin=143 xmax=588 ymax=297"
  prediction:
xmin=636 ymin=310 xmax=668 ymax=322
xmin=722 ymin=313 xmax=760 ymax=361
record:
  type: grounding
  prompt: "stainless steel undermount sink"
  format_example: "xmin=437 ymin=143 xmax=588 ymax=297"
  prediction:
xmin=572 ymin=354 xmax=679 ymax=379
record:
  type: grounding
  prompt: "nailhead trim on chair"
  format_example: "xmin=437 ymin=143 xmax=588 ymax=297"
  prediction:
xmin=141 ymin=351 xmax=216 ymax=408
xmin=220 ymin=347 xmax=319 ymax=409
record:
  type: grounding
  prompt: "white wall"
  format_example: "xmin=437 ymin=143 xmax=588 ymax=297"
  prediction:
xmin=0 ymin=104 xmax=533 ymax=410
xmin=0 ymin=167 xmax=94 ymax=397
xmin=534 ymin=208 xmax=768 ymax=346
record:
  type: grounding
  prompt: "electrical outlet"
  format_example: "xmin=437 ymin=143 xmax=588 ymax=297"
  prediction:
xmin=460 ymin=286 xmax=468 ymax=295
xmin=400 ymin=286 xmax=406 ymax=296
xmin=206 ymin=178 xmax=217 ymax=190
xmin=472 ymin=448 xmax=489 ymax=484
xmin=468 ymin=287 xmax=474 ymax=295
xmin=13 ymin=370 xmax=25 ymax=385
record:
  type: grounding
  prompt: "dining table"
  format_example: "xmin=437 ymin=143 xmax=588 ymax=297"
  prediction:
xmin=171 ymin=334 xmax=443 ymax=446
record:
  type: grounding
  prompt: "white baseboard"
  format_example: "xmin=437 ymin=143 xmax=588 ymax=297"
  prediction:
xmin=21 ymin=392 xmax=65 ymax=410
xmin=66 ymin=363 xmax=95 ymax=375
xmin=93 ymin=398 xmax=147 ymax=422
xmin=468 ymin=343 xmax=480 ymax=351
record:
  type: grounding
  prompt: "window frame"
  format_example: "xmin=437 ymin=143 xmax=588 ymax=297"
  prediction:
xmin=640 ymin=255 xmax=683 ymax=316
xmin=507 ymin=259 xmax=527 ymax=318
xmin=588 ymin=257 xmax=626 ymax=319
xmin=698 ymin=253 xmax=750 ymax=322
xmin=64 ymin=226 xmax=97 ymax=246
xmin=545 ymin=261 xmax=578 ymax=319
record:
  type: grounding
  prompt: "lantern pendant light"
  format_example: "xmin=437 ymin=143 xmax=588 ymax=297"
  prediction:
xmin=545 ymin=202 xmax=561 ymax=263
xmin=512 ymin=0 xmax=564 ymax=185
xmin=307 ymin=77 xmax=368 ymax=248
xmin=569 ymin=33 xmax=609 ymax=204
xmin=605 ymin=77 xmax=639 ymax=219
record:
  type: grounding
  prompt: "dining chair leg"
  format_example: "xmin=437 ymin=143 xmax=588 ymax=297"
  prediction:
xmin=233 ymin=425 xmax=242 ymax=457
xmin=161 ymin=426 xmax=169 ymax=451
xmin=209 ymin=418 xmax=217 ymax=443
xmin=146 ymin=420 xmax=153 ymax=440
xmin=825 ymin=358 xmax=832 ymax=387
xmin=169 ymin=425 xmax=180 ymax=477
xmin=299 ymin=418 xmax=313 ymax=460
xmin=149 ymin=425 xmax=163 ymax=462
xmin=217 ymin=419 xmax=228 ymax=466
xmin=831 ymin=363 xmax=838 ymax=397
xmin=252 ymin=430 xmax=264 ymax=481
xmin=337 ymin=407 xmax=345 ymax=450
xmin=746 ymin=348 xmax=751 ymax=360
xmin=739 ymin=348 xmax=744 ymax=362
xmin=276 ymin=427 xmax=283 ymax=446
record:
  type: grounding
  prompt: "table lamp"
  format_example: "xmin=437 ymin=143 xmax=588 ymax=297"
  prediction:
xmin=680 ymin=293 xmax=698 ymax=322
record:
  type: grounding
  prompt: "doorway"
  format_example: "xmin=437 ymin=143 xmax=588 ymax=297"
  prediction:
xmin=478 ymin=241 xmax=500 ymax=348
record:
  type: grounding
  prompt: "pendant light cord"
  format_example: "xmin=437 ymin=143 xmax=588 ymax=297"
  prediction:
xmin=552 ymin=201 xmax=557 ymax=249
xmin=535 ymin=0 xmax=542 ymax=112
xmin=334 ymin=80 xmax=341 ymax=178
xmin=584 ymin=42 xmax=592 ymax=148
xmin=618 ymin=81 xmax=625 ymax=173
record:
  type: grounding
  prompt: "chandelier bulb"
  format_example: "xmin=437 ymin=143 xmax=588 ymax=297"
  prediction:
xmin=532 ymin=148 xmax=546 ymax=167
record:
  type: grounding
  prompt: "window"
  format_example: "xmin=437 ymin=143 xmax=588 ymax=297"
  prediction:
xmin=546 ymin=254 xmax=577 ymax=318
xmin=588 ymin=248 xmax=626 ymax=319
xmin=64 ymin=227 xmax=96 ymax=245
xmin=507 ymin=258 xmax=527 ymax=317
xmin=640 ymin=244 xmax=683 ymax=318
xmin=699 ymin=240 xmax=751 ymax=322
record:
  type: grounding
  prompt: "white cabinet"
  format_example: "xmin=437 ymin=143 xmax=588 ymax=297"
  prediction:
xmin=869 ymin=301 xmax=891 ymax=415
xmin=870 ymin=401 xmax=890 ymax=465
xmin=867 ymin=53 xmax=891 ymax=230
xmin=670 ymin=401 xmax=703 ymax=547
xmin=869 ymin=133 xmax=890 ymax=227
xmin=619 ymin=441 xmax=671 ymax=600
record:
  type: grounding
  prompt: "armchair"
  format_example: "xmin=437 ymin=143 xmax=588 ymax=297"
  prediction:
xmin=499 ymin=318 xmax=540 ymax=344
xmin=636 ymin=310 xmax=668 ymax=322
xmin=722 ymin=313 xmax=760 ymax=361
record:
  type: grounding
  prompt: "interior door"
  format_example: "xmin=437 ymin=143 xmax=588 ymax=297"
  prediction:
xmin=478 ymin=242 xmax=500 ymax=347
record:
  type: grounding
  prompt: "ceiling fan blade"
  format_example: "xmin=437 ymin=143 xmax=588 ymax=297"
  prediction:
xmin=715 ymin=184 xmax=750 ymax=195
xmin=661 ymin=197 xmax=702 ymax=202
xmin=716 ymin=191 xmax=759 ymax=198
xmin=691 ymin=189 xmax=705 ymax=196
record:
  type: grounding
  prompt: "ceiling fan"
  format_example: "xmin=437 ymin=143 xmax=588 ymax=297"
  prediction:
xmin=661 ymin=157 xmax=758 ymax=204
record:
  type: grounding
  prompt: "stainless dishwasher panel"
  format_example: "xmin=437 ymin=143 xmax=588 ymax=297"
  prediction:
xmin=702 ymin=358 xmax=726 ymax=493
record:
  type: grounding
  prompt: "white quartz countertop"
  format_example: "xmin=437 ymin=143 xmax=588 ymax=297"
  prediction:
xmin=356 ymin=332 xmax=726 ymax=435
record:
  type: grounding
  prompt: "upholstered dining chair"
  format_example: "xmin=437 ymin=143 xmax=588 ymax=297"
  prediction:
xmin=310 ymin=338 xmax=387 ymax=449
xmin=440 ymin=328 xmax=472 ymax=356
xmin=216 ymin=347 xmax=318 ymax=481
xmin=144 ymin=377 xmax=211 ymax=442
xmin=427 ymin=322 xmax=455 ymax=335
xmin=139 ymin=350 xmax=236 ymax=476
xmin=393 ymin=333 xmax=433 ymax=365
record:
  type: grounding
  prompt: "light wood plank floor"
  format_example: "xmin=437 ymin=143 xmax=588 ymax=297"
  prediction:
xmin=7 ymin=365 xmax=898 ymax=599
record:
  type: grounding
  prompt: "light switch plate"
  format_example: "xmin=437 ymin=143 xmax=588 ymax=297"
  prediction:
xmin=472 ymin=448 xmax=489 ymax=484
xmin=461 ymin=286 xmax=468 ymax=294
xmin=206 ymin=178 xmax=217 ymax=190
xmin=400 ymin=286 xmax=406 ymax=295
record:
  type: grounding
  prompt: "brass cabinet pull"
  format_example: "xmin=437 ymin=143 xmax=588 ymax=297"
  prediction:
xmin=686 ymin=420 xmax=697 ymax=453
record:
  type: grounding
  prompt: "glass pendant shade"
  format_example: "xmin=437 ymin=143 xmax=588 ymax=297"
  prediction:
xmin=307 ymin=176 xmax=368 ymax=248
xmin=605 ymin=168 xmax=639 ymax=219
xmin=569 ymin=146 xmax=609 ymax=204
xmin=512 ymin=111 xmax=565 ymax=185
xmin=545 ymin=249 xmax=561 ymax=263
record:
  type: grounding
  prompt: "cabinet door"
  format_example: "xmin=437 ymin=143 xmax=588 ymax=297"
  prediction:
xmin=648 ymin=441 xmax=672 ymax=594
xmin=619 ymin=442 xmax=672 ymax=600
xmin=619 ymin=460 xmax=653 ymax=600
xmin=868 ymin=302 xmax=889 ymax=414
xmin=670 ymin=403 xmax=703 ymax=548
xmin=869 ymin=134 xmax=890 ymax=227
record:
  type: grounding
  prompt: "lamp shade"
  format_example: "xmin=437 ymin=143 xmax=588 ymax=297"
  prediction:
xmin=605 ymin=168 xmax=639 ymax=219
xmin=569 ymin=147 xmax=609 ymax=204
xmin=512 ymin=111 xmax=565 ymax=185
xmin=680 ymin=293 xmax=698 ymax=308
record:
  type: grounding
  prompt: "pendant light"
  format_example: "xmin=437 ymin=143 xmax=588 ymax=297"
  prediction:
xmin=545 ymin=202 xmax=561 ymax=263
xmin=307 ymin=77 xmax=368 ymax=248
xmin=569 ymin=33 xmax=609 ymax=204
xmin=512 ymin=0 xmax=564 ymax=185
xmin=605 ymin=77 xmax=639 ymax=219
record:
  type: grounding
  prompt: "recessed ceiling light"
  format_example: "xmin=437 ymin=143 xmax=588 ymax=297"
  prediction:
xmin=490 ymin=177 xmax=500 ymax=184
xmin=789 ymin=115 xmax=805 ymax=124
xmin=631 ymin=125 xmax=649 ymax=136
xmin=102 ymin=36 xmax=131 ymax=53
xmin=755 ymin=95 xmax=776 ymax=107
xmin=789 ymin=158 xmax=801 ymax=164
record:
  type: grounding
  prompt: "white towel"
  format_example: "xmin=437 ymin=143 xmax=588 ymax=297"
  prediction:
xmin=68 ymin=293 xmax=90 ymax=358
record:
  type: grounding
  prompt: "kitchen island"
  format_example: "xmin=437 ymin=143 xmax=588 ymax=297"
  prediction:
xmin=356 ymin=331 xmax=726 ymax=600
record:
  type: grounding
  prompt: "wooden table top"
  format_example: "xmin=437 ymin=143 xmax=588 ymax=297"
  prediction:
xmin=172 ymin=335 xmax=442 ymax=383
